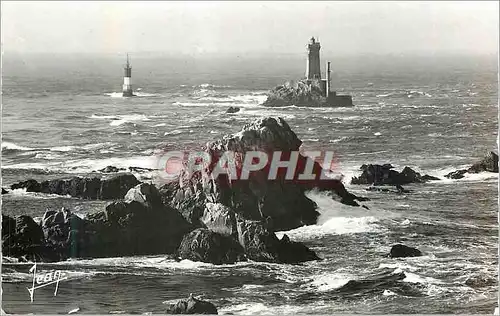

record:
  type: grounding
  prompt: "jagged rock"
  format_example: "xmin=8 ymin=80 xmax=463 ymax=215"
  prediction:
xmin=262 ymin=80 xmax=353 ymax=107
xmin=225 ymin=106 xmax=240 ymax=114
xmin=366 ymin=185 xmax=410 ymax=194
xmin=84 ymin=186 xmax=192 ymax=258
xmin=10 ymin=174 xmax=140 ymax=200
xmin=98 ymin=166 xmax=125 ymax=173
xmin=41 ymin=208 xmax=87 ymax=259
xmin=468 ymin=151 xmax=498 ymax=173
xmin=128 ymin=166 xmax=157 ymax=173
xmin=2 ymin=188 xmax=8 ymax=194
xmin=389 ymin=244 xmax=422 ymax=258
xmin=351 ymin=164 xmax=439 ymax=185
xmin=236 ymin=220 xmax=319 ymax=263
xmin=200 ymin=203 xmax=237 ymax=237
xmin=160 ymin=117 xmax=366 ymax=232
xmin=2 ymin=214 xmax=58 ymax=261
xmin=177 ymin=228 xmax=244 ymax=265
xmin=445 ymin=169 xmax=467 ymax=179
xmin=166 ymin=295 xmax=218 ymax=314
xmin=445 ymin=152 xmax=499 ymax=179
xmin=11 ymin=179 xmax=41 ymax=192
xmin=99 ymin=174 xmax=141 ymax=199
xmin=124 ymin=183 xmax=163 ymax=208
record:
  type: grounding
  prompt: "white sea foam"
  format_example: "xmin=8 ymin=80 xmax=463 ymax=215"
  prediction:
xmin=219 ymin=303 xmax=305 ymax=315
xmin=164 ymin=130 xmax=184 ymax=136
xmin=2 ymin=142 xmax=34 ymax=151
xmin=110 ymin=114 xmax=150 ymax=126
xmin=275 ymin=190 xmax=381 ymax=240
xmin=304 ymin=272 xmax=353 ymax=292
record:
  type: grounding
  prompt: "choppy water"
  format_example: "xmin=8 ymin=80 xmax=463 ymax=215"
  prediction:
xmin=1 ymin=54 xmax=498 ymax=314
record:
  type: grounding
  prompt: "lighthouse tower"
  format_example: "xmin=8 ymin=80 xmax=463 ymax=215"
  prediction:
xmin=122 ymin=54 xmax=134 ymax=97
xmin=305 ymin=37 xmax=321 ymax=80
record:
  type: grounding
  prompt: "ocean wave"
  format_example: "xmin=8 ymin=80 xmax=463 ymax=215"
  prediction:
xmin=303 ymin=272 xmax=353 ymax=292
xmin=110 ymin=114 xmax=150 ymax=126
xmin=2 ymin=155 xmax=159 ymax=174
xmin=275 ymin=190 xmax=381 ymax=240
xmin=2 ymin=142 xmax=34 ymax=151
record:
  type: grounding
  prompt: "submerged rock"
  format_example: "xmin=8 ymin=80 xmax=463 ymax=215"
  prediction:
xmin=445 ymin=169 xmax=468 ymax=179
xmin=225 ymin=106 xmax=240 ymax=114
xmin=351 ymin=164 xmax=439 ymax=185
xmin=10 ymin=174 xmax=140 ymax=200
xmin=166 ymin=294 xmax=218 ymax=314
xmin=389 ymin=244 xmax=422 ymax=258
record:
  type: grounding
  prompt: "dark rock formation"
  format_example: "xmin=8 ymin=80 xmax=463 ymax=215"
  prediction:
xmin=389 ymin=244 xmax=422 ymax=258
xmin=351 ymin=164 xmax=439 ymax=185
xmin=177 ymin=228 xmax=244 ymax=265
xmin=10 ymin=174 xmax=140 ymax=200
xmin=236 ymin=220 xmax=319 ymax=264
xmin=200 ymin=203 xmax=238 ymax=237
xmin=41 ymin=208 xmax=87 ymax=259
xmin=225 ymin=106 xmax=240 ymax=114
xmin=98 ymin=166 xmax=125 ymax=173
xmin=2 ymin=214 xmax=58 ymax=261
xmin=160 ymin=117 xmax=366 ymax=232
xmin=468 ymin=151 xmax=499 ymax=173
xmin=166 ymin=294 xmax=218 ymax=314
xmin=445 ymin=169 xmax=468 ymax=179
xmin=445 ymin=152 xmax=498 ymax=179
xmin=366 ymin=185 xmax=410 ymax=194
xmin=128 ymin=166 xmax=157 ymax=173
xmin=2 ymin=183 xmax=192 ymax=261
xmin=2 ymin=188 xmax=8 ymax=194
xmin=83 ymin=184 xmax=192 ymax=258
xmin=262 ymin=80 xmax=353 ymax=108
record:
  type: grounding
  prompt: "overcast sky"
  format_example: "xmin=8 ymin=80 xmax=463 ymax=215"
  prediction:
xmin=2 ymin=1 xmax=498 ymax=56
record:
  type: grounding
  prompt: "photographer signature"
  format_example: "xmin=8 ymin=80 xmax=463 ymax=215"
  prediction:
xmin=27 ymin=262 xmax=69 ymax=303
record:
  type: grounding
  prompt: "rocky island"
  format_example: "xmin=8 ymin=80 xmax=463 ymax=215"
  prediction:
xmin=262 ymin=37 xmax=353 ymax=107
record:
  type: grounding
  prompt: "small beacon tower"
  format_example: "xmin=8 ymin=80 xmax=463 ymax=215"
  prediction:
xmin=122 ymin=54 xmax=134 ymax=97
xmin=306 ymin=37 xmax=321 ymax=80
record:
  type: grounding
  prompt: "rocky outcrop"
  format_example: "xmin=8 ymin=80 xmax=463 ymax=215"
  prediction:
xmin=351 ymin=164 xmax=440 ymax=185
xmin=225 ymin=106 xmax=240 ymax=114
xmin=2 ymin=188 xmax=8 ymax=194
xmin=366 ymin=184 xmax=410 ymax=194
xmin=445 ymin=151 xmax=498 ymax=179
xmin=389 ymin=244 xmax=422 ymax=258
xmin=237 ymin=219 xmax=319 ymax=263
xmin=10 ymin=174 xmax=140 ymax=200
xmin=166 ymin=295 xmax=218 ymax=314
xmin=83 ymin=184 xmax=192 ymax=258
xmin=2 ymin=214 xmax=58 ymax=261
xmin=262 ymin=80 xmax=353 ymax=107
xmin=2 ymin=183 xmax=192 ymax=261
xmin=200 ymin=203 xmax=238 ymax=237
xmin=160 ymin=117 xmax=366 ymax=232
xmin=177 ymin=228 xmax=244 ymax=265
xmin=98 ymin=166 xmax=125 ymax=173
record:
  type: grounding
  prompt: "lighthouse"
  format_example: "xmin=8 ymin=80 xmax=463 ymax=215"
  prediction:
xmin=122 ymin=54 xmax=134 ymax=97
xmin=305 ymin=37 xmax=321 ymax=80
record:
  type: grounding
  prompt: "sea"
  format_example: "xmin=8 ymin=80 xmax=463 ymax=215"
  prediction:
xmin=1 ymin=53 xmax=498 ymax=314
